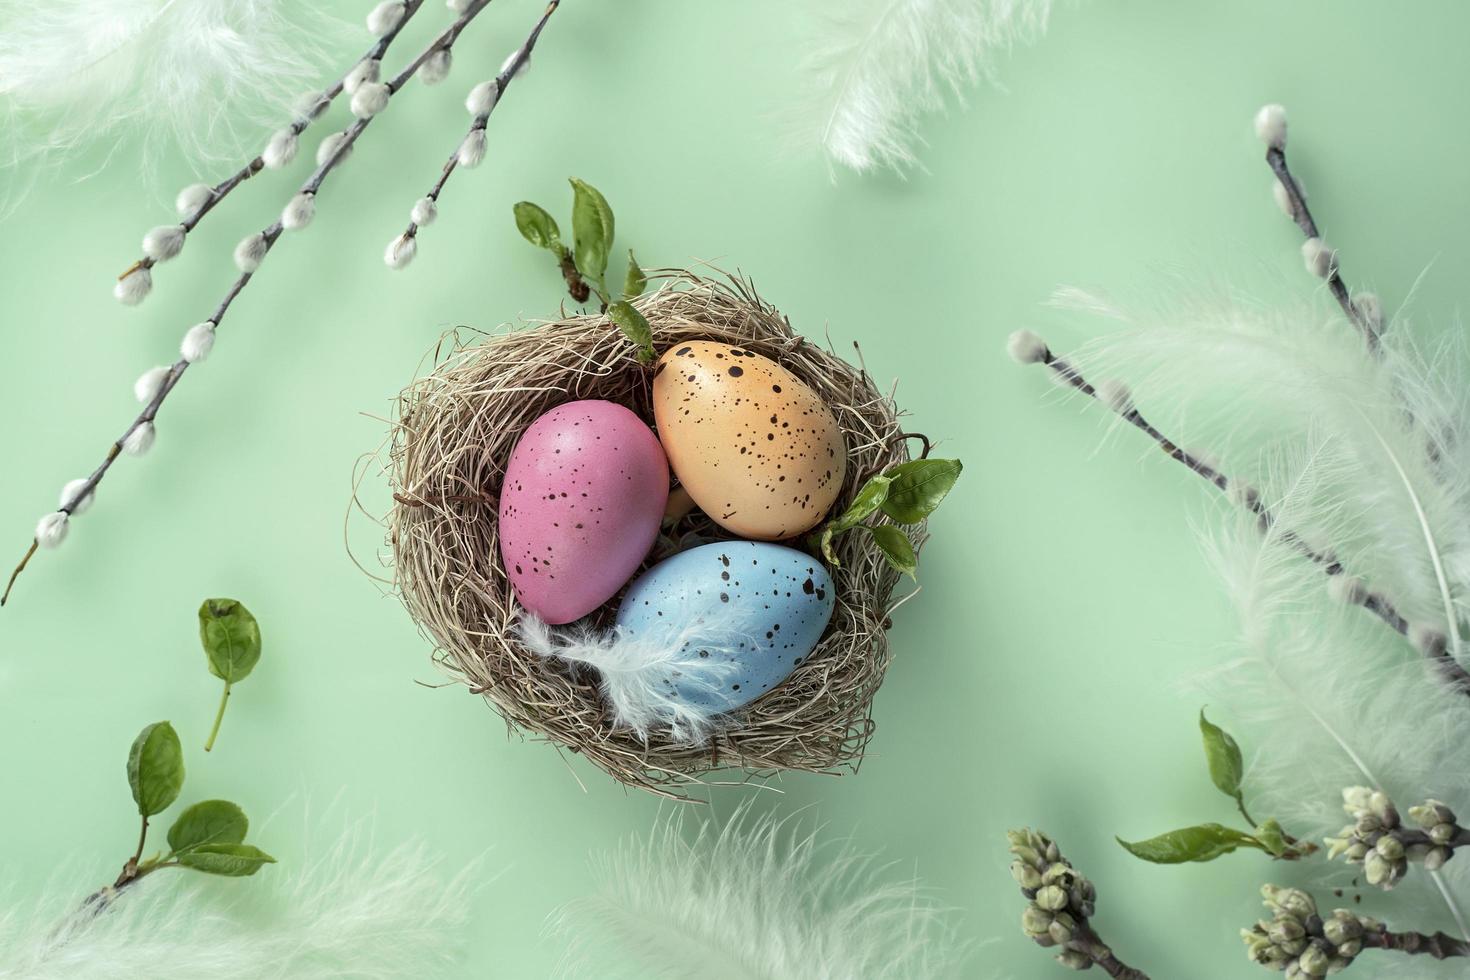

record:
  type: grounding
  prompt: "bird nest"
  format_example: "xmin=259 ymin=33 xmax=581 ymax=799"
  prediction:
xmin=386 ymin=271 xmax=924 ymax=798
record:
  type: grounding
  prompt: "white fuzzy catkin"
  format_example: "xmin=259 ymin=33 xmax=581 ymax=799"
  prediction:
xmin=1326 ymin=574 xmax=1368 ymax=606
xmin=383 ymin=234 xmax=417 ymax=270
xmin=234 ymin=232 xmax=269 ymax=272
xmin=343 ymin=58 xmax=380 ymax=96
xmin=1301 ymin=237 xmax=1337 ymax=279
xmin=464 ymin=79 xmax=499 ymax=116
xmin=1353 ymin=292 xmax=1385 ymax=334
xmin=122 ymin=422 xmax=156 ymax=457
xmin=295 ymin=89 xmax=329 ymax=121
xmin=141 ymin=225 xmax=186 ymax=262
xmin=1254 ymin=103 xmax=1288 ymax=149
xmin=181 ymin=322 xmax=217 ymax=363
xmin=421 ymin=48 xmax=452 ymax=85
xmin=133 ymin=366 xmax=171 ymax=404
xmin=499 ymin=49 xmax=528 ymax=79
xmin=281 ymin=192 xmax=316 ymax=230
xmin=1094 ymin=378 xmax=1134 ymax=415
xmin=113 ymin=267 xmax=152 ymax=305
xmin=411 ymin=197 xmax=438 ymax=226
xmin=447 ymin=0 xmax=472 ymax=12
xmin=350 ymin=81 xmax=390 ymax=119
xmin=366 ymin=0 xmax=406 ymax=36
xmin=262 ymin=128 xmax=299 ymax=169
xmin=59 ymin=478 xmax=95 ymax=515
xmin=457 ymin=129 xmax=487 ymax=168
xmin=175 ymin=182 xmax=214 ymax=220
xmin=34 ymin=512 xmax=68 ymax=549
xmin=1272 ymin=176 xmax=1301 ymax=218
xmin=1006 ymin=329 xmax=1048 ymax=365
xmin=316 ymin=131 xmax=354 ymax=167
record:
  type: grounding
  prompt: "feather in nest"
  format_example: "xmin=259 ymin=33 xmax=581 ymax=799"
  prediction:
xmin=795 ymin=0 xmax=1053 ymax=175
xmin=0 ymin=0 xmax=348 ymax=180
xmin=0 ymin=820 xmax=473 ymax=980
xmin=548 ymin=804 xmax=972 ymax=980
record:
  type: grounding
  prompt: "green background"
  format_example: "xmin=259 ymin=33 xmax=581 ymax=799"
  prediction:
xmin=3 ymin=1 xmax=1469 ymax=976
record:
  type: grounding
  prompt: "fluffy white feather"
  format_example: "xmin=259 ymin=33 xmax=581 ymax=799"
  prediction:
xmin=1064 ymin=292 xmax=1470 ymax=664
xmin=517 ymin=613 xmax=744 ymax=744
xmin=549 ymin=805 xmax=968 ymax=980
xmin=0 ymin=826 xmax=472 ymax=980
xmin=1196 ymin=489 xmax=1470 ymax=947
xmin=796 ymin=0 xmax=1052 ymax=174
xmin=0 ymin=0 xmax=347 ymax=174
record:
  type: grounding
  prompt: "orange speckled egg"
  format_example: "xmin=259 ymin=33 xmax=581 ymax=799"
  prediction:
xmin=652 ymin=341 xmax=846 ymax=540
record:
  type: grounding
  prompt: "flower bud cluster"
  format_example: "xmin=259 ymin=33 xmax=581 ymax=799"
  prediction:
xmin=1240 ymin=885 xmax=1381 ymax=976
xmin=1009 ymin=828 xmax=1101 ymax=972
xmin=1324 ymin=787 xmax=1466 ymax=888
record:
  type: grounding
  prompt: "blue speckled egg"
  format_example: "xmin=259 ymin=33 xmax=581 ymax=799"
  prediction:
xmin=615 ymin=541 xmax=835 ymax=712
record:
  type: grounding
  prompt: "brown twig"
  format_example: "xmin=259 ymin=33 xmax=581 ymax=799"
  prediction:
xmin=1366 ymin=929 xmax=1470 ymax=959
xmin=1264 ymin=145 xmax=1379 ymax=351
xmin=1022 ymin=340 xmax=1470 ymax=693
xmin=391 ymin=1 xmax=561 ymax=255
xmin=116 ymin=0 xmax=428 ymax=281
xmin=5 ymin=0 xmax=506 ymax=608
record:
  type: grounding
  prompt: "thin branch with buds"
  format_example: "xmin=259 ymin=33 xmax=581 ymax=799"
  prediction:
xmin=385 ymin=0 xmax=562 ymax=270
xmin=115 ymin=0 xmax=429 ymax=301
xmin=1254 ymin=104 xmax=1382 ymax=351
xmin=4 ymin=0 xmax=537 ymax=607
xmin=1007 ymin=330 xmax=1470 ymax=694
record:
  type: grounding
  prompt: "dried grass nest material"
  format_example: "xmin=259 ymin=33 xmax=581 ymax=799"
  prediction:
xmin=387 ymin=271 xmax=926 ymax=799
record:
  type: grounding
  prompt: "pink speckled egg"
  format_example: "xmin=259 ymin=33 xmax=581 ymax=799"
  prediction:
xmin=498 ymin=400 xmax=670 ymax=624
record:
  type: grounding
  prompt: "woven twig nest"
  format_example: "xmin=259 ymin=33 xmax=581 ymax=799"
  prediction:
xmin=387 ymin=271 xmax=924 ymax=798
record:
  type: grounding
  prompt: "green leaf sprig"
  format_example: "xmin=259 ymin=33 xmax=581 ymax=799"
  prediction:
xmin=808 ymin=457 xmax=962 ymax=577
xmin=199 ymin=598 xmax=261 ymax=752
xmin=101 ymin=720 xmax=274 ymax=907
xmin=1116 ymin=711 xmax=1317 ymax=864
xmin=514 ymin=178 xmax=654 ymax=363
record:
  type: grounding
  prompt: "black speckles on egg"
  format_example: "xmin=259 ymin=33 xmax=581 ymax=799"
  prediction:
xmin=652 ymin=341 xmax=848 ymax=541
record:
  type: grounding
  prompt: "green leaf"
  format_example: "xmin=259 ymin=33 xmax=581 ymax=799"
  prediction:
xmin=866 ymin=525 xmax=918 ymax=577
xmin=880 ymin=459 xmax=963 ymax=524
xmin=1116 ymin=824 xmax=1262 ymax=864
xmin=817 ymin=528 xmax=840 ymax=567
xmin=623 ymin=250 xmax=647 ymax=299
xmin=569 ymin=178 xmax=613 ymax=285
xmin=127 ymin=722 xmax=184 ymax=818
xmin=176 ymin=842 xmax=276 ymax=877
xmin=827 ymin=475 xmax=892 ymax=535
xmin=513 ymin=201 xmax=561 ymax=250
xmin=607 ymin=301 xmax=654 ymax=364
xmin=1199 ymin=710 xmax=1245 ymax=801
xmin=167 ymin=800 xmax=248 ymax=854
xmin=1254 ymin=819 xmax=1288 ymax=858
xmin=199 ymin=598 xmax=261 ymax=684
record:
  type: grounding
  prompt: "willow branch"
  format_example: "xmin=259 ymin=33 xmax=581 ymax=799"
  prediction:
xmin=4 ymin=0 xmax=505 ymax=608
xmin=388 ymin=0 xmax=561 ymax=265
xmin=1012 ymin=334 xmax=1470 ymax=693
xmin=1366 ymin=930 xmax=1470 ymax=959
xmin=118 ymin=0 xmax=428 ymax=283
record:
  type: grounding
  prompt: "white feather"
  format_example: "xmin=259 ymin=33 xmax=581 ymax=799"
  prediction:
xmin=1065 ymin=293 xmax=1470 ymax=665
xmin=0 ymin=0 xmax=348 ymax=175
xmin=517 ymin=613 xmax=745 ymax=744
xmin=795 ymin=0 xmax=1051 ymax=174
xmin=549 ymin=805 xmax=970 ymax=980
xmin=1196 ymin=488 xmax=1470 ymax=945
xmin=0 ymin=824 xmax=472 ymax=980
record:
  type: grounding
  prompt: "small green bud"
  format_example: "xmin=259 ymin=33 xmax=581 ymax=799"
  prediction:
xmin=1042 ymin=862 xmax=1074 ymax=886
xmin=1335 ymin=939 xmax=1361 ymax=959
xmin=1044 ymin=840 xmax=1061 ymax=863
xmin=1263 ymin=884 xmax=1317 ymax=919
xmin=1012 ymin=845 xmax=1043 ymax=868
xmin=1297 ymin=943 xmax=1332 ymax=976
xmin=1022 ymin=905 xmax=1054 ymax=937
xmin=1408 ymin=804 xmax=1438 ymax=830
xmin=1035 ymin=884 xmax=1069 ymax=911
xmin=1425 ymin=846 xmax=1451 ymax=871
xmin=1369 ymin=791 xmax=1398 ymax=828
xmin=1323 ymin=911 xmax=1362 ymax=943
xmin=1364 ymin=852 xmax=1390 ymax=886
xmin=1268 ymin=917 xmax=1306 ymax=944
xmin=1345 ymin=841 xmax=1368 ymax=862
xmin=1375 ymin=835 xmax=1405 ymax=861
xmin=1354 ymin=814 xmax=1381 ymax=836
xmin=1430 ymin=822 xmax=1456 ymax=846
xmin=1055 ymin=950 xmax=1091 ymax=971
xmin=1342 ymin=786 xmax=1373 ymax=814
xmin=1011 ymin=860 xmax=1042 ymax=890
xmin=1325 ymin=836 xmax=1351 ymax=860
xmin=1048 ymin=917 xmax=1075 ymax=945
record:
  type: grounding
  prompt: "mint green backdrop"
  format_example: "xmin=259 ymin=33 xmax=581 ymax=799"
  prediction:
xmin=3 ymin=1 xmax=1468 ymax=976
